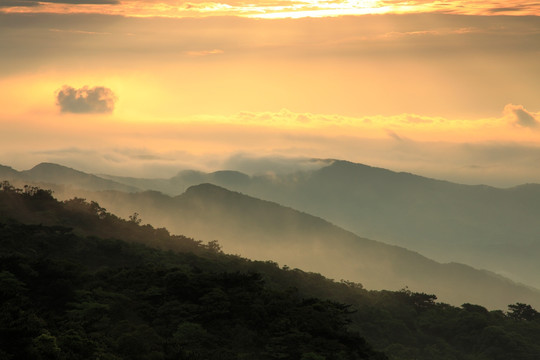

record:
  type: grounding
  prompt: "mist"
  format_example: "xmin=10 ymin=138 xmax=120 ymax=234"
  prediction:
xmin=3 ymin=138 xmax=540 ymax=188
xmin=23 ymin=178 xmax=535 ymax=311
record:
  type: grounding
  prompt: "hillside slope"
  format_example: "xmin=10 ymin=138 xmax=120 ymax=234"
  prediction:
xmin=0 ymin=162 xmax=140 ymax=193
xmin=61 ymin=183 xmax=540 ymax=310
xmin=103 ymin=159 xmax=540 ymax=288
xmin=2 ymin=183 xmax=540 ymax=360
xmin=0 ymin=187 xmax=386 ymax=360
xmin=8 ymin=160 xmax=540 ymax=288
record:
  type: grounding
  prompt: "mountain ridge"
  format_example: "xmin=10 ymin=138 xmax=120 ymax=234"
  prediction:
xmin=1 ymin=162 xmax=140 ymax=193
xmin=4 ymin=161 xmax=536 ymax=300
xmin=53 ymin=181 xmax=540 ymax=310
xmin=94 ymin=159 xmax=540 ymax=288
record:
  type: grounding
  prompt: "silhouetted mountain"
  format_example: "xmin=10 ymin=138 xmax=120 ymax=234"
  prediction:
xmin=0 ymin=162 xmax=140 ymax=193
xmin=99 ymin=169 xmax=251 ymax=195
xmin=4 ymin=161 xmax=540 ymax=306
xmin=103 ymin=159 xmax=540 ymax=288
xmin=0 ymin=164 xmax=18 ymax=178
xmin=57 ymin=182 xmax=540 ymax=310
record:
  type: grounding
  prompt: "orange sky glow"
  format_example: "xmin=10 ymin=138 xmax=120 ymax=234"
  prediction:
xmin=1 ymin=0 xmax=540 ymax=185
xmin=2 ymin=0 xmax=540 ymax=17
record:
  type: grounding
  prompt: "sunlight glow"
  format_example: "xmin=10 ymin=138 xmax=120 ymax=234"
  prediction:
xmin=2 ymin=0 xmax=539 ymax=18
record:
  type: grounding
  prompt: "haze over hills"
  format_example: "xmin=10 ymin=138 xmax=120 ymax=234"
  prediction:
xmin=3 ymin=161 xmax=540 ymax=309
xmin=0 ymin=162 xmax=139 ymax=193
xmin=37 ymin=180 xmax=540 ymax=310
xmin=98 ymin=159 xmax=540 ymax=289
xmin=4 ymin=183 xmax=540 ymax=360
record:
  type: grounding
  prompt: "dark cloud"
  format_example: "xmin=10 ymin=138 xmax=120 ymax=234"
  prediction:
xmin=56 ymin=85 xmax=117 ymax=114
xmin=0 ymin=0 xmax=118 ymax=6
xmin=505 ymin=104 xmax=539 ymax=129
xmin=42 ymin=0 xmax=119 ymax=3
xmin=0 ymin=0 xmax=40 ymax=7
xmin=489 ymin=7 xmax=524 ymax=13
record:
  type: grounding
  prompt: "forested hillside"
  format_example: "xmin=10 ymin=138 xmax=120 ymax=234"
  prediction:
xmin=1 ymin=182 xmax=540 ymax=360
xmin=52 ymin=182 xmax=540 ymax=310
xmin=101 ymin=159 xmax=540 ymax=289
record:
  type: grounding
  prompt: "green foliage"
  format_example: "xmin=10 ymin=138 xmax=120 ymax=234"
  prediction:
xmin=0 ymin=227 xmax=386 ymax=359
xmin=507 ymin=303 xmax=539 ymax=321
xmin=1 ymin=183 xmax=540 ymax=360
xmin=0 ymin=217 xmax=384 ymax=359
xmin=31 ymin=332 xmax=61 ymax=360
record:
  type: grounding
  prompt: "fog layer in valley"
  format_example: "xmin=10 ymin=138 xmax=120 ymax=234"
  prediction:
xmin=2 ymin=161 xmax=539 ymax=310
xmin=98 ymin=159 xmax=540 ymax=289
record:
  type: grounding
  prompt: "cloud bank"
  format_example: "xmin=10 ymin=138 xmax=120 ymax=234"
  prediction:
xmin=56 ymin=85 xmax=117 ymax=114
xmin=2 ymin=103 xmax=540 ymax=186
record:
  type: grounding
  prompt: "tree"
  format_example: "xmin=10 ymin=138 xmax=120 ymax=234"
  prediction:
xmin=128 ymin=212 xmax=142 ymax=225
xmin=507 ymin=303 xmax=539 ymax=321
xmin=205 ymin=240 xmax=222 ymax=253
xmin=31 ymin=333 xmax=61 ymax=360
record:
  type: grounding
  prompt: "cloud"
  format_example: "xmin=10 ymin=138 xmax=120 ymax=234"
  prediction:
xmin=0 ymin=0 xmax=40 ymax=7
xmin=504 ymin=104 xmax=539 ymax=129
xmin=56 ymin=85 xmax=117 ymax=114
xmin=185 ymin=49 xmax=224 ymax=57
xmin=49 ymin=28 xmax=111 ymax=35
xmin=406 ymin=116 xmax=434 ymax=124
xmin=42 ymin=0 xmax=119 ymax=3
xmin=2 ymin=0 xmax=540 ymax=17
xmin=489 ymin=7 xmax=524 ymax=13
xmin=0 ymin=0 xmax=119 ymax=5
xmin=222 ymin=154 xmax=332 ymax=175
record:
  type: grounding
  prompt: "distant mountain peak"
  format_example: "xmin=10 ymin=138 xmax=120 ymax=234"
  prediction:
xmin=0 ymin=164 xmax=17 ymax=174
xmin=185 ymin=182 xmax=227 ymax=193
xmin=32 ymin=162 xmax=66 ymax=168
xmin=323 ymin=159 xmax=390 ymax=174
xmin=175 ymin=169 xmax=206 ymax=177
xmin=211 ymin=169 xmax=248 ymax=177
xmin=183 ymin=183 xmax=246 ymax=200
xmin=12 ymin=162 xmax=141 ymax=192
xmin=29 ymin=162 xmax=83 ymax=173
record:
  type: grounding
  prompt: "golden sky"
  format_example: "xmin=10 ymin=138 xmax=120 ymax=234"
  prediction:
xmin=2 ymin=0 xmax=540 ymax=17
xmin=1 ymin=1 xmax=540 ymax=185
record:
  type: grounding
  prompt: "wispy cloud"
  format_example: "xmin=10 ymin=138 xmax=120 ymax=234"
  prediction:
xmin=4 ymin=139 xmax=540 ymax=188
xmin=185 ymin=49 xmax=224 ymax=57
xmin=48 ymin=28 xmax=111 ymax=35
xmin=2 ymin=101 xmax=540 ymax=186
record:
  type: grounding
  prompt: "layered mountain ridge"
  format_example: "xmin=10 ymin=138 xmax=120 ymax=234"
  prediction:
xmin=2 ymin=161 xmax=540 ymax=309
xmin=100 ymin=159 xmax=540 ymax=288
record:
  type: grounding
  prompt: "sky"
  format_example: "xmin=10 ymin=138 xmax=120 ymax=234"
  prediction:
xmin=1 ymin=0 xmax=540 ymax=186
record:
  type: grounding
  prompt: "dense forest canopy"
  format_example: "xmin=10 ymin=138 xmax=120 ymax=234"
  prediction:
xmin=1 ymin=182 xmax=540 ymax=359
